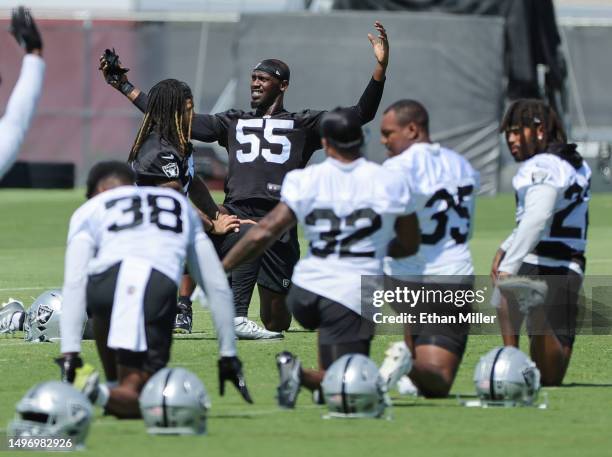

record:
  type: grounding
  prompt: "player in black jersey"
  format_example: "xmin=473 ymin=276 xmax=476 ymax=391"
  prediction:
xmin=100 ymin=21 xmax=390 ymax=339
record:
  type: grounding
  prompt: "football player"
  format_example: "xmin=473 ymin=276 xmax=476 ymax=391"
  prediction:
xmin=0 ymin=7 xmax=44 ymax=180
xmin=99 ymin=21 xmax=390 ymax=340
xmin=491 ymin=99 xmax=590 ymax=386
xmin=379 ymin=100 xmax=480 ymax=398
xmin=57 ymin=161 xmax=252 ymax=418
xmin=128 ymin=78 xmax=250 ymax=333
xmin=222 ymin=108 xmax=420 ymax=408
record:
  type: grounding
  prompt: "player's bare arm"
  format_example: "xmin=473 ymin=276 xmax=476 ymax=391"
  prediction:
xmin=99 ymin=49 xmax=141 ymax=101
xmin=490 ymin=247 xmax=506 ymax=281
xmin=222 ymin=202 xmax=297 ymax=271
xmin=388 ymin=213 xmax=420 ymax=258
xmin=368 ymin=21 xmax=389 ymax=82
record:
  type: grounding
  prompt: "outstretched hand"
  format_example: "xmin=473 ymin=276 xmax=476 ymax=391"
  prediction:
xmin=368 ymin=21 xmax=389 ymax=69
xmin=10 ymin=7 xmax=42 ymax=53
xmin=99 ymin=48 xmax=129 ymax=89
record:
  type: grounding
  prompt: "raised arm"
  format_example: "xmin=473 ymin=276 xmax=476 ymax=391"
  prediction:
xmin=99 ymin=49 xmax=225 ymax=142
xmin=345 ymin=21 xmax=389 ymax=125
xmin=0 ymin=7 xmax=45 ymax=180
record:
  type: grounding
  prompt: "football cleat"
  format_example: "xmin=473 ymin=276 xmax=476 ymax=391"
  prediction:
xmin=234 ymin=317 xmax=283 ymax=340
xmin=73 ymin=364 xmax=100 ymax=405
xmin=397 ymin=375 xmax=419 ymax=396
xmin=275 ymin=351 xmax=301 ymax=408
xmin=0 ymin=299 xmax=25 ymax=334
xmin=173 ymin=298 xmax=193 ymax=334
xmin=379 ymin=341 xmax=413 ymax=390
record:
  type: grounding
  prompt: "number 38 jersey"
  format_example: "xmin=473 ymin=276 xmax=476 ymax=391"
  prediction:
xmin=66 ymin=186 xmax=202 ymax=285
xmin=281 ymin=157 xmax=414 ymax=315
xmin=383 ymin=143 xmax=480 ymax=276
xmin=513 ymin=151 xmax=591 ymax=268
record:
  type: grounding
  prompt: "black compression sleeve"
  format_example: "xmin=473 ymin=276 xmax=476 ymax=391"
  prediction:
xmin=133 ymin=91 xmax=148 ymax=113
xmin=353 ymin=77 xmax=386 ymax=124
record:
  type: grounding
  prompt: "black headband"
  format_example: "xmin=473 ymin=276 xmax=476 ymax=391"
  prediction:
xmin=253 ymin=60 xmax=290 ymax=81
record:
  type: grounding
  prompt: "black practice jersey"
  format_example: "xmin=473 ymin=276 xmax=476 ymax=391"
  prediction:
xmin=130 ymin=133 xmax=192 ymax=195
xmin=133 ymin=77 xmax=385 ymax=205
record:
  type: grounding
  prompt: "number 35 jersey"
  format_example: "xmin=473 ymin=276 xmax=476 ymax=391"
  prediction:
xmin=66 ymin=186 xmax=202 ymax=284
xmin=383 ymin=143 xmax=480 ymax=276
xmin=281 ymin=157 xmax=414 ymax=315
xmin=513 ymin=151 xmax=590 ymax=268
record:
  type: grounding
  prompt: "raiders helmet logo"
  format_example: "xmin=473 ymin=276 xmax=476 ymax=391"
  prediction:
xmin=36 ymin=304 xmax=54 ymax=326
xmin=162 ymin=162 xmax=180 ymax=179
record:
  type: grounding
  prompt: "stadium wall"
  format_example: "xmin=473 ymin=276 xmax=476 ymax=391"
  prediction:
xmin=1 ymin=12 xmax=610 ymax=192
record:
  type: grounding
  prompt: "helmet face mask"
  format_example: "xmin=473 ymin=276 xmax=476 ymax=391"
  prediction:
xmin=8 ymin=381 xmax=92 ymax=449
xmin=321 ymin=354 xmax=387 ymax=419
xmin=139 ymin=367 xmax=210 ymax=435
xmin=474 ymin=347 xmax=541 ymax=406
xmin=24 ymin=290 xmax=63 ymax=342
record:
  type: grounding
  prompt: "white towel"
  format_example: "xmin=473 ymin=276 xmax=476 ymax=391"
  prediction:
xmin=107 ymin=258 xmax=152 ymax=352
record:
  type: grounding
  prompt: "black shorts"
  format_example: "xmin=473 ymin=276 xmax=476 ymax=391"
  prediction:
xmin=86 ymin=263 xmax=178 ymax=373
xmin=518 ymin=262 xmax=582 ymax=349
xmin=385 ymin=276 xmax=471 ymax=358
xmin=285 ymin=284 xmax=375 ymax=346
xmin=213 ymin=199 xmax=299 ymax=297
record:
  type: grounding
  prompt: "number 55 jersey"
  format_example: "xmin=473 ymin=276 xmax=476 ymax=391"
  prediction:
xmin=66 ymin=186 xmax=203 ymax=285
xmin=383 ymin=142 xmax=480 ymax=276
xmin=281 ymin=157 xmax=414 ymax=315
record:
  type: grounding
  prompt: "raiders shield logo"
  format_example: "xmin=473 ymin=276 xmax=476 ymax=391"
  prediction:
xmin=162 ymin=162 xmax=180 ymax=179
xmin=36 ymin=304 xmax=54 ymax=326
xmin=282 ymin=279 xmax=290 ymax=288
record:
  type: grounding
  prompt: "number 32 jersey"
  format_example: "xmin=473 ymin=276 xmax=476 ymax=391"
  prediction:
xmin=383 ymin=143 xmax=480 ymax=276
xmin=281 ymin=157 xmax=414 ymax=315
xmin=66 ymin=186 xmax=203 ymax=284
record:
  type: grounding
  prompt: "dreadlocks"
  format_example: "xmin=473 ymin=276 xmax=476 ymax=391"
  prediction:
xmin=129 ymin=79 xmax=193 ymax=161
xmin=500 ymin=99 xmax=567 ymax=157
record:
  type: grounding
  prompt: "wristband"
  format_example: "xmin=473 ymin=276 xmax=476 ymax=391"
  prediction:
xmin=119 ymin=81 xmax=135 ymax=97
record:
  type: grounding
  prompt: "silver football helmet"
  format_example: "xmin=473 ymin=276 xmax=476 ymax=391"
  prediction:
xmin=8 ymin=381 xmax=93 ymax=449
xmin=139 ymin=367 xmax=210 ymax=435
xmin=321 ymin=354 xmax=387 ymax=419
xmin=24 ymin=289 xmax=62 ymax=342
xmin=0 ymin=298 xmax=25 ymax=334
xmin=474 ymin=346 xmax=541 ymax=406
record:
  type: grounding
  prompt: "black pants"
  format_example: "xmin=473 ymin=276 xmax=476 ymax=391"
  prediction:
xmin=86 ymin=263 xmax=177 ymax=373
xmin=212 ymin=199 xmax=299 ymax=317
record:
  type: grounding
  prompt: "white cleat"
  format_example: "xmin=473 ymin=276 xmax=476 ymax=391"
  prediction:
xmin=0 ymin=299 xmax=25 ymax=334
xmin=397 ymin=375 xmax=419 ymax=396
xmin=234 ymin=317 xmax=284 ymax=340
xmin=379 ymin=341 xmax=413 ymax=390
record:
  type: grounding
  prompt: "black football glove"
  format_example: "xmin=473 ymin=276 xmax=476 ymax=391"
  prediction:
xmin=10 ymin=7 xmax=42 ymax=53
xmin=54 ymin=355 xmax=83 ymax=383
xmin=218 ymin=356 xmax=253 ymax=404
xmin=99 ymin=48 xmax=134 ymax=96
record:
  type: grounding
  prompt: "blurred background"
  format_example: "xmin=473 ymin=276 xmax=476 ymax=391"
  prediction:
xmin=0 ymin=0 xmax=611 ymax=194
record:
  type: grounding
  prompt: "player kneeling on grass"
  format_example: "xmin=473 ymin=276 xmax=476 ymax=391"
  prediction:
xmin=378 ymin=100 xmax=480 ymax=398
xmin=491 ymin=99 xmax=590 ymax=386
xmin=56 ymin=161 xmax=252 ymax=419
xmin=222 ymin=108 xmax=420 ymax=408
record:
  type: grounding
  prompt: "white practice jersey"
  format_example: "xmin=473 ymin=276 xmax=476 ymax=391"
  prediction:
xmin=67 ymin=185 xmax=201 ymax=284
xmin=281 ymin=157 xmax=414 ymax=315
xmin=513 ymin=153 xmax=590 ymax=269
xmin=383 ymin=143 xmax=479 ymax=276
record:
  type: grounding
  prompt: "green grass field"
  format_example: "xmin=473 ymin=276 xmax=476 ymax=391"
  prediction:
xmin=1 ymin=190 xmax=612 ymax=457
